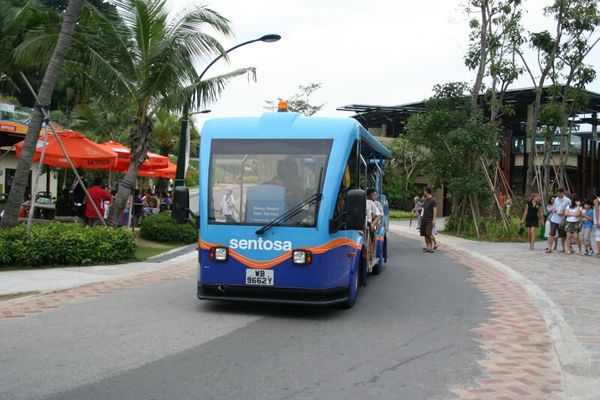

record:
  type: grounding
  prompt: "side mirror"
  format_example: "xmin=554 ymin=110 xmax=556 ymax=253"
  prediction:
xmin=171 ymin=186 xmax=190 ymax=224
xmin=345 ymin=189 xmax=366 ymax=230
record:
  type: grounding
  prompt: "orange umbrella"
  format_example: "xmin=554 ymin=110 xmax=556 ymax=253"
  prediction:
xmin=15 ymin=131 xmax=117 ymax=170
xmin=99 ymin=141 xmax=169 ymax=172
xmin=137 ymin=160 xmax=176 ymax=179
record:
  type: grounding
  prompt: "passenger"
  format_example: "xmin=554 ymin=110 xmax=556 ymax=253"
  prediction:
xmin=366 ymin=188 xmax=382 ymax=260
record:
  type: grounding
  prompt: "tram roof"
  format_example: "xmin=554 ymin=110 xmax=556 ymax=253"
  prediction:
xmin=202 ymin=112 xmax=392 ymax=159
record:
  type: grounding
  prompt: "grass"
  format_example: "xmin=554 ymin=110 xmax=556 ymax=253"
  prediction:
xmin=134 ymin=244 xmax=181 ymax=261
xmin=133 ymin=234 xmax=188 ymax=261
xmin=389 ymin=209 xmax=415 ymax=219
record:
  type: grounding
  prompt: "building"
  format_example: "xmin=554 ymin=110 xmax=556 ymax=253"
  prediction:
xmin=338 ymin=87 xmax=600 ymax=203
xmin=0 ymin=118 xmax=58 ymax=198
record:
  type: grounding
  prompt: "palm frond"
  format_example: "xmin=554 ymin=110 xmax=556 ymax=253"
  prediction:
xmin=192 ymin=67 xmax=257 ymax=109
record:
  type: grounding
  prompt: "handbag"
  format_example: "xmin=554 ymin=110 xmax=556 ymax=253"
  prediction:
xmin=518 ymin=225 xmax=525 ymax=235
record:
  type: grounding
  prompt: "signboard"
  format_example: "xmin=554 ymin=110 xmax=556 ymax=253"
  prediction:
xmin=245 ymin=185 xmax=285 ymax=223
xmin=0 ymin=120 xmax=28 ymax=135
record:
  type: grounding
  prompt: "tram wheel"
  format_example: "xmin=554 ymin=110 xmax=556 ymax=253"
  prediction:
xmin=340 ymin=262 xmax=360 ymax=309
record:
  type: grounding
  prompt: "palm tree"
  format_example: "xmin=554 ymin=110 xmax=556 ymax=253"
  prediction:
xmin=0 ymin=0 xmax=85 ymax=228
xmin=152 ymin=110 xmax=180 ymax=156
xmin=69 ymin=0 xmax=253 ymax=226
xmin=0 ymin=0 xmax=53 ymax=99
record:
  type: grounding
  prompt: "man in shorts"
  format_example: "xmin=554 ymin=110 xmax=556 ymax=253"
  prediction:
xmin=546 ymin=188 xmax=571 ymax=253
xmin=420 ymin=187 xmax=437 ymax=253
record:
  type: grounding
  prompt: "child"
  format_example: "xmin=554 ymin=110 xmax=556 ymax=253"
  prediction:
xmin=564 ymin=198 xmax=582 ymax=255
xmin=580 ymin=199 xmax=594 ymax=256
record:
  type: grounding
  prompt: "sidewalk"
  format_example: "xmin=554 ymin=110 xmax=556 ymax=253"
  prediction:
xmin=390 ymin=219 xmax=600 ymax=399
xmin=0 ymin=245 xmax=197 ymax=298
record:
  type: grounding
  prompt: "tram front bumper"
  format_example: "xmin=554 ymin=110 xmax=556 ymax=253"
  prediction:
xmin=197 ymin=284 xmax=349 ymax=306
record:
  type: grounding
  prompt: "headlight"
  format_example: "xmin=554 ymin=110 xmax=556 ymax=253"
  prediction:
xmin=292 ymin=249 xmax=312 ymax=265
xmin=210 ymin=246 xmax=228 ymax=261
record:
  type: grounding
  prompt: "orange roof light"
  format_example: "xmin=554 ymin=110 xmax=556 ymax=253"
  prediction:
xmin=277 ymin=101 xmax=288 ymax=112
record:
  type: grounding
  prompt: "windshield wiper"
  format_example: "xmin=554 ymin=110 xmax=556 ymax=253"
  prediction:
xmin=256 ymin=168 xmax=323 ymax=235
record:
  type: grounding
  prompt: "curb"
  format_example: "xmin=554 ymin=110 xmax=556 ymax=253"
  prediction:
xmin=389 ymin=225 xmax=600 ymax=400
xmin=147 ymin=243 xmax=197 ymax=262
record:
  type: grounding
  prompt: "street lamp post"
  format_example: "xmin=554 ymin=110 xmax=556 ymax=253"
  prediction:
xmin=174 ymin=34 xmax=281 ymax=187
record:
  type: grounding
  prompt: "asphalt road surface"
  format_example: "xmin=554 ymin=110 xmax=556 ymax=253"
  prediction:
xmin=0 ymin=232 xmax=489 ymax=400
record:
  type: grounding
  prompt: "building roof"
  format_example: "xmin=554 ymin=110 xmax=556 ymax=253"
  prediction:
xmin=337 ymin=87 xmax=600 ymax=137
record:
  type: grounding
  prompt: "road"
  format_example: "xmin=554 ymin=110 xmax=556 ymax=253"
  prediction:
xmin=0 ymin=232 xmax=490 ymax=400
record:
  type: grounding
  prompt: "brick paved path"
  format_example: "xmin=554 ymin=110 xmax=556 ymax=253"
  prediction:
xmin=458 ymin=240 xmax=600 ymax=376
xmin=0 ymin=260 xmax=195 ymax=319
xmin=391 ymin=225 xmax=566 ymax=399
xmin=445 ymin=247 xmax=563 ymax=399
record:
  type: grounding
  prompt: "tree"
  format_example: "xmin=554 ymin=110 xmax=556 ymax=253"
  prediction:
xmin=48 ymin=0 xmax=253 ymax=226
xmin=384 ymin=137 xmax=425 ymax=209
xmin=1 ymin=0 xmax=84 ymax=228
xmin=519 ymin=0 xmax=600 ymax=197
xmin=152 ymin=110 xmax=180 ymax=157
xmin=458 ymin=0 xmax=524 ymax=232
xmin=265 ymin=83 xmax=325 ymax=116
xmin=405 ymin=83 xmax=500 ymax=231
xmin=0 ymin=0 xmax=55 ymax=99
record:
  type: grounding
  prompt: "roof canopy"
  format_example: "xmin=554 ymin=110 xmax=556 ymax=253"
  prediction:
xmin=337 ymin=87 xmax=600 ymax=137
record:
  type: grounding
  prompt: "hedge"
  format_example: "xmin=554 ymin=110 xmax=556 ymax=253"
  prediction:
xmin=139 ymin=213 xmax=197 ymax=244
xmin=0 ymin=223 xmax=136 ymax=267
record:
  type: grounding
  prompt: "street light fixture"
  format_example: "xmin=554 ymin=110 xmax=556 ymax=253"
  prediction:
xmin=174 ymin=34 xmax=281 ymax=187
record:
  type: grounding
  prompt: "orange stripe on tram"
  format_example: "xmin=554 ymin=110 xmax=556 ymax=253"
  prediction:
xmin=199 ymin=238 xmax=361 ymax=269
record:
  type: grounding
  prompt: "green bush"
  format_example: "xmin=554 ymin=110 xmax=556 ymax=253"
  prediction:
xmin=0 ymin=223 xmax=136 ymax=267
xmin=444 ymin=216 xmax=525 ymax=242
xmin=139 ymin=213 xmax=197 ymax=243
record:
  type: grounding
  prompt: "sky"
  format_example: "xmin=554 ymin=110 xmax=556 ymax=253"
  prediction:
xmin=169 ymin=0 xmax=600 ymax=129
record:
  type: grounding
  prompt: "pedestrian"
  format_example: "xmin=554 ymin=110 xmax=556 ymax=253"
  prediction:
xmin=412 ymin=195 xmax=424 ymax=230
xmin=143 ymin=189 xmax=160 ymax=216
xmin=594 ymin=190 xmax=600 ymax=256
xmin=580 ymin=199 xmax=594 ymax=256
xmin=499 ymin=191 xmax=506 ymax=210
xmin=546 ymin=188 xmax=571 ymax=254
xmin=505 ymin=196 xmax=512 ymax=215
xmin=85 ymin=177 xmax=112 ymax=226
xmin=521 ymin=193 xmax=543 ymax=250
xmin=160 ymin=191 xmax=172 ymax=211
xmin=544 ymin=196 xmax=556 ymax=249
xmin=564 ymin=197 xmax=582 ymax=255
xmin=71 ymin=174 xmax=88 ymax=222
xmin=220 ymin=190 xmax=238 ymax=223
xmin=420 ymin=187 xmax=437 ymax=253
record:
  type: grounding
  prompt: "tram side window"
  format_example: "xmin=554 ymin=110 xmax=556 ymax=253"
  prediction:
xmin=333 ymin=142 xmax=359 ymax=222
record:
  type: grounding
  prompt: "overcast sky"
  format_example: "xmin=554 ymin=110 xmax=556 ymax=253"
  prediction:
xmin=170 ymin=0 xmax=600 ymax=128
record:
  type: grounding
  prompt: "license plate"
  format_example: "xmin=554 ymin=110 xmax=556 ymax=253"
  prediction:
xmin=245 ymin=269 xmax=274 ymax=286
